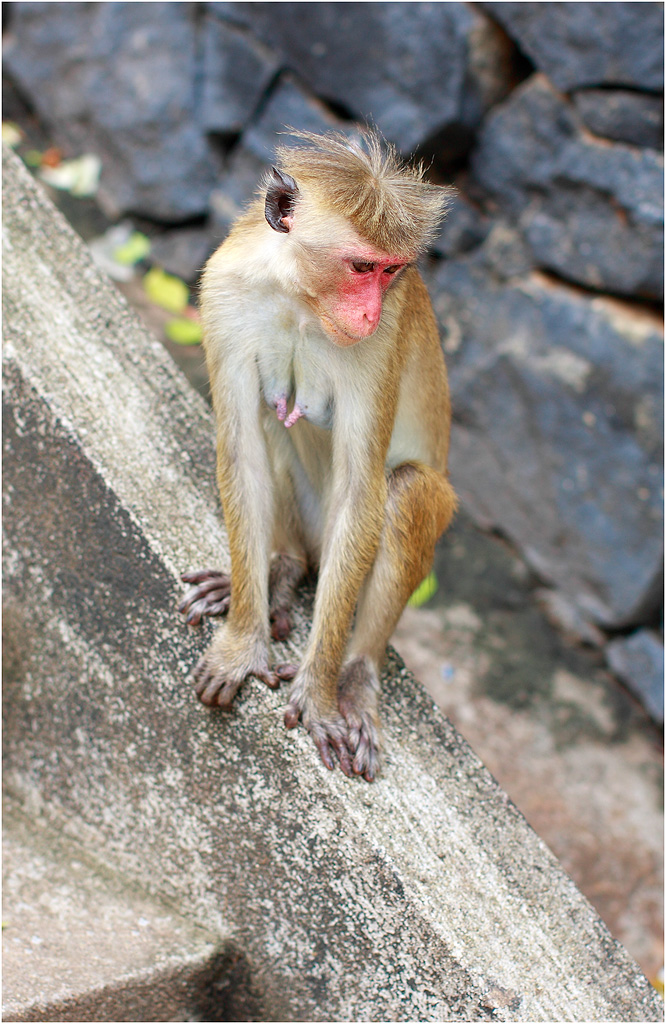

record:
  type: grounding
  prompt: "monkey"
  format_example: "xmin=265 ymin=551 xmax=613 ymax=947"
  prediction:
xmin=179 ymin=130 xmax=457 ymax=781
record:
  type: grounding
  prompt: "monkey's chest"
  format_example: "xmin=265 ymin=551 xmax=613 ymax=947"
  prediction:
xmin=258 ymin=338 xmax=334 ymax=431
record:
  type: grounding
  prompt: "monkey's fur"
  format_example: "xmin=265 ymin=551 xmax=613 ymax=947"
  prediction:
xmin=180 ymin=131 xmax=457 ymax=780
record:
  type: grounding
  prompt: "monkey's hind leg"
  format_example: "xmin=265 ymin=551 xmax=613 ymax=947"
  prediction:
xmin=269 ymin=551 xmax=307 ymax=641
xmin=179 ymin=551 xmax=306 ymax=639
xmin=340 ymin=462 xmax=457 ymax=780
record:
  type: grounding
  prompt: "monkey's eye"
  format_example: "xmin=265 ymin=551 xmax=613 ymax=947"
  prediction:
xmin=351 ymin=261 xmax=374 ymax=274
xmin=383 ymin=265 xmax=402 ymax=275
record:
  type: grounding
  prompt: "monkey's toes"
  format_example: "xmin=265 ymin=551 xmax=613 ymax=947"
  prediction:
xmin=314 ymin=726 xmax=353 ymax=776
xmin=350 ymin=728 xmax=380 ymax=782
xmin=284 ymin=702 xmax=353 ymax=776
xmin=341 ymin=709 xmax=381 ymax=782
xmin=179 ymin=570 xmax=231 ymax=626
xmin=270 ymin=608 xmax=292 ymax=641
xmin=193 ymin=662 xmax=240 ymax=709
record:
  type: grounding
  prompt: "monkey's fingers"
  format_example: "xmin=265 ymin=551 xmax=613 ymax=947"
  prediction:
xmin=310 ymin=728 xmax=353 ymax=777
xmin=179 ymin=582 xmax=229 ymax=612
xmin=193 ymin=661 xmax=241 ymax=709
xmin=179 ymin=575 xmax=232 ymax=625
xmin=284 ymin=704 xmax=354 ymax=777
xmin=344 ymin=715 xmax=380 ymax=782
xmin=274 ymin=662 xmax=298 ymax=681
xmin=250 ymin=667 xmax=282 ymax=691
xmin=183 ymin=600 xmax=206 ymax=626
xmin=183 ymin=594 xmax=231 ymax=626
xmin=283 ymin=701 xmax=301 ymax=729
xmin=178 ymin=577 xmax=231 ymax=608
xmin=181 ymin=568 xmax=229 ymax=585
xmin=203 ymin=597 xmax=231 ymax=618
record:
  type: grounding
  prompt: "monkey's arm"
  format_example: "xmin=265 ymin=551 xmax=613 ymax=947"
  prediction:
xmin=192 ymin=350 xmax=294 ymax=705
xmin=284 ymin=385 xmax=392 ymax=773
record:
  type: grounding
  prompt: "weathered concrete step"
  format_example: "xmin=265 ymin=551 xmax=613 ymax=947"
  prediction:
xmin=2 ymin=145 xmax=663 ymax=1022
xmin=2 ymin=800 xmax=234 ymax=1022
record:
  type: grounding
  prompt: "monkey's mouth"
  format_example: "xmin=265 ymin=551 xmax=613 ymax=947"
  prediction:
xmin=320 ymin=314 xmax=376 ymax=346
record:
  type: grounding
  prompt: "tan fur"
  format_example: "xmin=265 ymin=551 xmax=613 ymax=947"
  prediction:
xmin=275 ymin=130 xmax=453 ymax=257
xmin=185 ymin=131 xmax=456 ymax=779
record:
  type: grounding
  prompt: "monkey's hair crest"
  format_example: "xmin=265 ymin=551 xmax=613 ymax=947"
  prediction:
xmin=274 ymin=129 xmax=452 ymax=258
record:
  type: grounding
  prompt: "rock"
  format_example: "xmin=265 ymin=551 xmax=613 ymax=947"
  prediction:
xmin=210 ymin=75 xmax=349 ymax=238
xmin=481 ymin=2 xmax=664 ymax=92
xmin=431 ymin=191 xmax=490 ymax=259
xmin=242 ymin=73 xmax=347 ymax=165
xmin=573 ymin=89 xmax=664 ymax=151
xmin=470 ymin=76 xmax=664 ymax=300
xmin=209 ymin=145 xmax=268 ymax=239
xmin=3 ymin=2 xmax=223 ymax=221
xmin=149 ymin=226 xmax=217 ymax=283
xmin=218 ymin=1 xmax=513 ymax=154
xmin=607 ymin=631 xmax=665 ymax=725
xmin=470 ymin=75 xmax=581 ymax=211
xmin=429 ymin=242 xmax=664 ymax=632
xmin=201 ymin=10 xmax=278 ymax=135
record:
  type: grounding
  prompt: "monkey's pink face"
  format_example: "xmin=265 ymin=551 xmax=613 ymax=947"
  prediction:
xmin=315 ymin=249 xmax=409 ymax=345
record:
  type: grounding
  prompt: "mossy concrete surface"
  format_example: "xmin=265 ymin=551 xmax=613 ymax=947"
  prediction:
xmin=2 ymin=147 xmax=662 ymax=1022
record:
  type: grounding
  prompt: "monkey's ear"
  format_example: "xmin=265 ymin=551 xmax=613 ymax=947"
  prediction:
xmin=265 ymin=167 xmax=299 ymax=233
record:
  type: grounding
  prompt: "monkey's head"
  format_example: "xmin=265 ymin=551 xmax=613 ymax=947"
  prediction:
xmin=263 ymin=131 xmax=451 ymax=346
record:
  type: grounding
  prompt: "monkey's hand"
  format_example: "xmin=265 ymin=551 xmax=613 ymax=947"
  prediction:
xmin=179 ymin=569 xmax=231 ymax=626
xmin=338 ymin=658 xmax=382 ymax=783
xmin=193 ymin=627 xmax=297 ymax=708
xmin=284 ymin=676 xmax=354 ymax=777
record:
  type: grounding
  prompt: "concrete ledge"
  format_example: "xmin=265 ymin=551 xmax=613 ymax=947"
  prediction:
xmin=3 ymin=798 xmax=239 ymax=1023
xmin=3 ymin=147 xmax=662 ymax=1022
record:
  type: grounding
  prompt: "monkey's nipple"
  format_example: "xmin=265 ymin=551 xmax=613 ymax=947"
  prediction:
xmin=284 ymin=402 xmax=305 ymax=429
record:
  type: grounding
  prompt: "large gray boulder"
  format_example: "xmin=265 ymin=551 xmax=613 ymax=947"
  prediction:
xmin=3 ymin=147 xmax=662 ymax=1022
xmin=470 ymin=76 xmax=664 ymax=300
xmin=210 ymin=75 xmax=348 ymax=238
xmin=216 ymin=1 xmax=514 ymax=154
xmin=572 ymin=88 xmax=664 ymax=151
xmin=3 ymin=2 xmax=223 ymax=221
xmin=481 ymin=2 xmax=664 ymax=92
xmin=607 ymin=630 xmax=665 ymax=725
xmin=430 ymin=233 xmax=664 ymax=634
xmin=201 ymin=10 xmax=279 ymax=135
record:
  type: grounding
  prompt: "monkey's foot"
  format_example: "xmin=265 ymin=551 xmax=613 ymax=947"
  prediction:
xmin=179 ymin=569 xmax=231 ymax=626
xmin=284 ymin=687 xmax=353 ymax=777
xmin=270 ymin=606 xmax=292 ymax=642
xmin=338 ymin=657 xmax=382 ymax=782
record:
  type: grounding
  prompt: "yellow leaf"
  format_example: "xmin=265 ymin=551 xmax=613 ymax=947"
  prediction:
xmin=2 ymin=122 xmax=22 ymax=147
xmin=143 ymin=267 xmax=189 ymax=314
xmin=113 ymin=232 xmax=151 ymax=266
xmin=408 ymin=571 xmax=438 ymax=607
xmin=165 ymin=318 xmax=203 ymax=345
